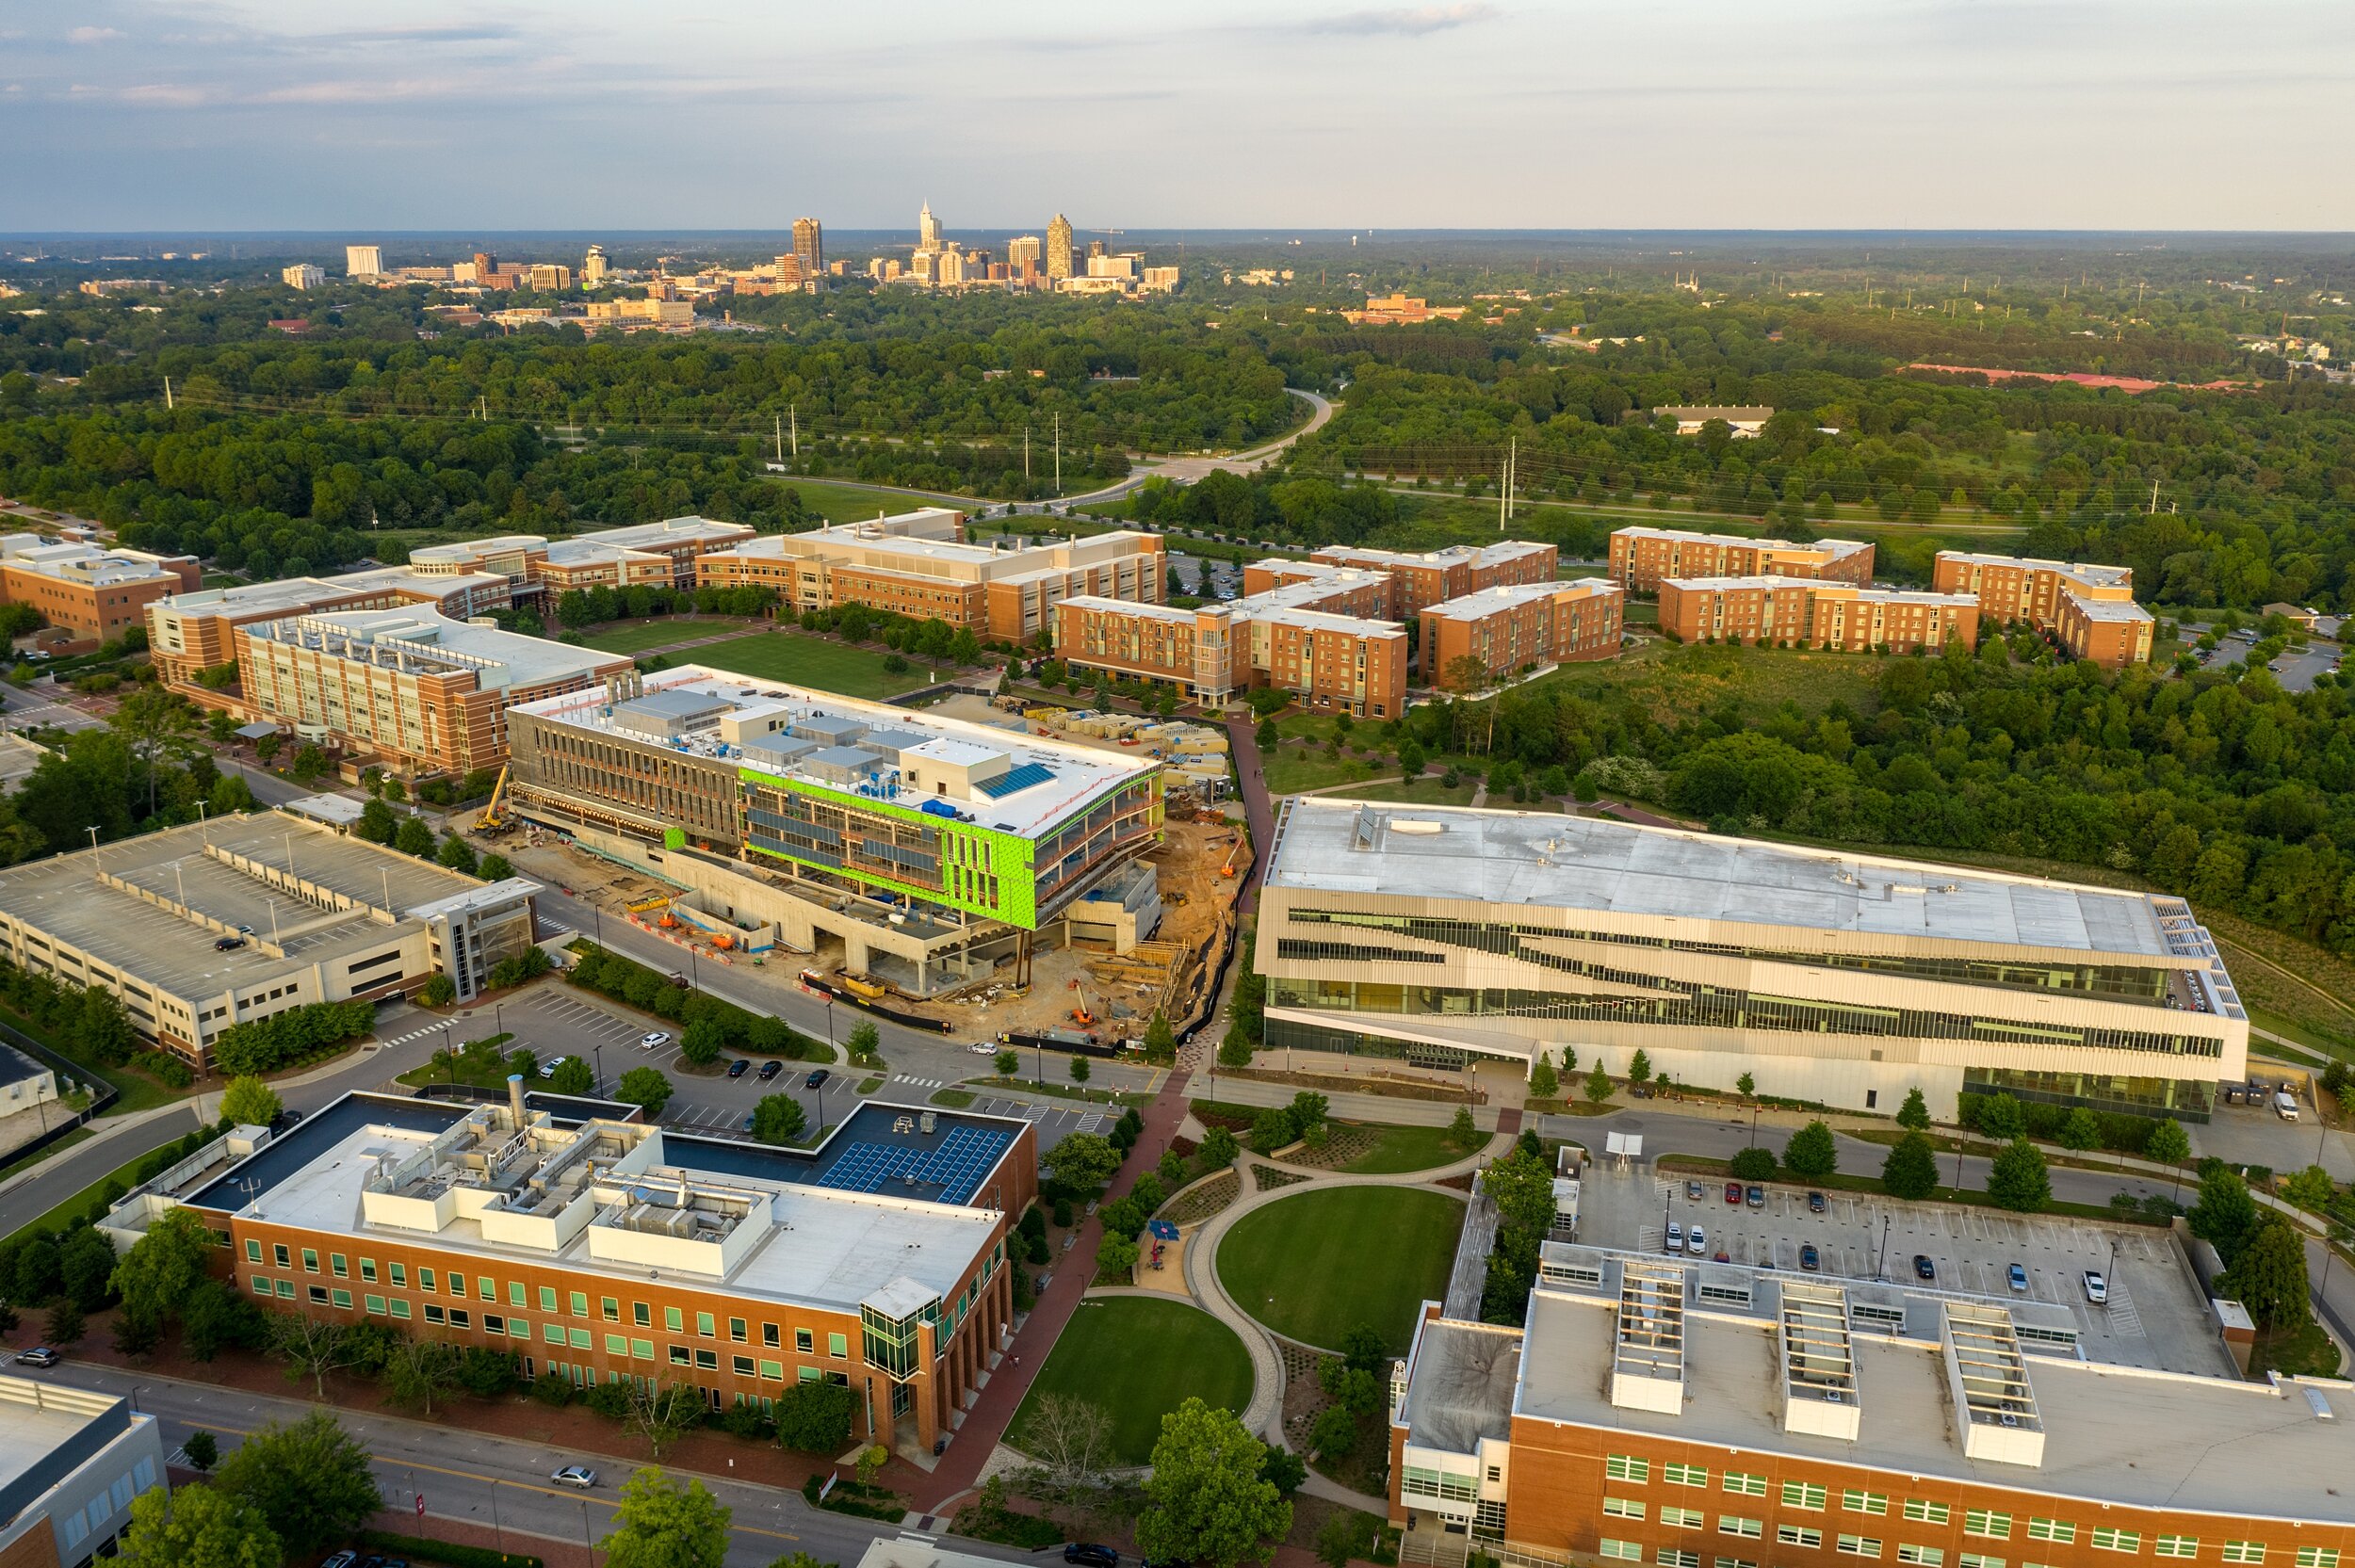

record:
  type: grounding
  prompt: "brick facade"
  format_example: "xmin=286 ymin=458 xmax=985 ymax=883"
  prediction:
xmin=1610 ymin=529 xmax=1875 ymax=594
xmin=1658 ymin=577 xmax=1979 ymax=654
xmin=1421 ymin=579 xmax=1624 ymax=687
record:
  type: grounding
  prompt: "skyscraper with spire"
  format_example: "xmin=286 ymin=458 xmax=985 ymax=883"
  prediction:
xmin=918 ymin=202 xmax=942 ymax=254
xmin=1046 ymin=214 xmax=1073 ymax=282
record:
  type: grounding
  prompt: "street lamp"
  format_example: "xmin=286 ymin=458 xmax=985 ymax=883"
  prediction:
xmin=593 ymin=1041 xmax=606 ymax=1097
xmin=1874 ymin=1215 xmax=1892 ymax=1282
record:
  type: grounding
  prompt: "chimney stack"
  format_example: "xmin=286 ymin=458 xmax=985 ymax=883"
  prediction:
xmin=508 ymin=1073 xmax=527 ymax=1125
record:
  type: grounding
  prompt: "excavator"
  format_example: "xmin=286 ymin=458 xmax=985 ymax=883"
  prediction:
xmin=474 ymin=764 xmax=514 ymax=835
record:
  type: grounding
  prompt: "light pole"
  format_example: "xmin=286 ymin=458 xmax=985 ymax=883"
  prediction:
xmin=1874 ymin=1215 xmax=1892 ymax=1282
xmin=593 ymin=1042 xmax=606 ymax=1097
xmin=582 ymin=1498 xmax=595 ymax=1567
xmin=489 ymin=1476 xmax=502 ymax=1557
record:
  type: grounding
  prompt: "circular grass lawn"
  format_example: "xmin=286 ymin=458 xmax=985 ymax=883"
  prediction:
xmin=1010 ymin=1296 xmax=1255 ymax=1465
xmin=1217 ymin=1185 xmax=1466 ymax=1353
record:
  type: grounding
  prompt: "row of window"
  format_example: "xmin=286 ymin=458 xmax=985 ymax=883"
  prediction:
xmin=1600 ymin=1459 xmax=2332 ymax=1565
xmin=1600 ymin=1535 xmax=2331 ymax=1568
xmin=248 ymin=1243 xmax=852 ymax=1355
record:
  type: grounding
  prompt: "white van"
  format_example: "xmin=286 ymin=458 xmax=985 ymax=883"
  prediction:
xmin=2275 ymin=1090 xmax=2300 ymax=1121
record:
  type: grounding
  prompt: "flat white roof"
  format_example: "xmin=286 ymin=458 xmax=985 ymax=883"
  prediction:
xmin=1269 ymin=800 xmax=2190 ymax=961
xmin=1424 ymin=578 xmax=1617 ymax=620
xmin=252 ymin=608 xmax=625 ymax=691
xmin=157 ymin=564 xmax=511 ymax=618
xmin=1662 ymin=575 xmax=1977 ymax=606
xmin=1616 ymin=525 xmax=1872 ymax=558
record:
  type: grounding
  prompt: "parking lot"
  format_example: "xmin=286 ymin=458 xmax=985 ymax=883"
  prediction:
xmin=494 ymin=986 xmax=1101 ymax=1156
xmin=1578 ymin=1164 xmax=2236 ymax=1377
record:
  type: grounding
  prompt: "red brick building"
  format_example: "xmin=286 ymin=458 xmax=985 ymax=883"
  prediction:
xmin=1421 ymin=579 xmax=1623 ymax=687
xmin=1658 ymin=576 xmax=1980 ymax=654
xmin=1610 ymin=528 xmax=1875 ymax=594
xmin=1932 ymin=553 xmax=2152 ymax=670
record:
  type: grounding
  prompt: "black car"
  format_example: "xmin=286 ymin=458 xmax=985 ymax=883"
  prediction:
xmin=727 ymin=1059 xmax=750 ymax=1078
xmin=804 ymin=1068 xmax=831 ymax=1090
xmin=1912 ymin=1254 xmax=1937 ymax=1282
xmin=1799 ymin=1244 xmax=1821 ymax=1272
xmin=1066 ymin=1548 xmax=1120 ymax=1568
xmin=758 ymin=1060 xmax=783 ymax=1080
xmin=213 ymin=935 xmax=246 ymax=951
xmin=1807 ymin=1191 xmax=1827 ymax=1214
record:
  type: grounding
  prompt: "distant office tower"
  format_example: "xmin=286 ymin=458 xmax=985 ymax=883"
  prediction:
xmin=1007 ymin=235 xmax=1043 ymax=279
xmin=793 ymin=217 xmax=823 ymax=278
xmin=918 ymin=202 xmax=941 ymax=253
xmin=1088 ymin=239 xmax=1106 ymax=263
xmin=937 ymin=247 xmax=966 ymax=286
xmin=1047 ymin=215 xmax=1073 ymax=281
xmin=583 ymin=245 xmax=609 ymax=285
xmin=282 ymin=263 xmax=324 ymax=289
xmin=345 ymin=244 xmax=382 ymax=278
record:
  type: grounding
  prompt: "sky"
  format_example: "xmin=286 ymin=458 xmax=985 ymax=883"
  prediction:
xmin=6 ymin=0 xmax=2353 ymax=234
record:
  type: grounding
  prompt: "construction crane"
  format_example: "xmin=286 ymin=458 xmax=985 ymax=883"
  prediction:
xmin=1088 ymin=227 xmax=1126 ymax=238
xmin=474 ymin=763 xmax=514 ymax=834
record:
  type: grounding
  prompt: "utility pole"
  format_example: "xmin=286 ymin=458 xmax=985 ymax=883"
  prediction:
xmin=163 ymin=377 xmax=173 ymax=411
xmin=1024 ymin=426 xmax=1031 ymax=482
xmin=2150 ymin=477 xmax=2161 ymax=514
xmin=774 ymin=413 xmax=783 ymax=463
xmin=1054 ymin=412 xmax=1062 ymax=496
xmin=789 ymin=403 xmax=798 ymax=458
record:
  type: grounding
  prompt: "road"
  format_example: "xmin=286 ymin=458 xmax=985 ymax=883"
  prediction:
xmin=0 ymin=678 xmax=103 ymax=734
xmin=29 ymin=1359 xmax=1030 ymax=1568
xmin=1050 ymin=387 xmax=1335 ymax=509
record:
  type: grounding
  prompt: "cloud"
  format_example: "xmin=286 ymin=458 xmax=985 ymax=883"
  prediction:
xmin=68 ymin=25 xmax=126 ymax=43
xmin=1305 ymin=4 xmax=1498 ymax=36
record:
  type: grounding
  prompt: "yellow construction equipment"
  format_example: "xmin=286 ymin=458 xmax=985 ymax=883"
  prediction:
xmin=475 ymin=763 xmax=514 ymax=834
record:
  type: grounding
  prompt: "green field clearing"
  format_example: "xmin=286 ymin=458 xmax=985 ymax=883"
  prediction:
xmin=1217 ymin=1186 xmax=1464 ymax=1352
xmin=1331 ymin=1123 xmax=1479 ymax=1174
xmin=581 ymin=618 xmax=760 ymax=655
xmin=1536 ymin=638 xmax=1887 ymax=723
xmin=769 ymin=477 xmax=992 ymax=520
xmin=689 ymin=632 xmax=945 ymax=699
xmin=1010 ymin=1296 xmax=1254 ymax=1464
xmin=1334 ymin=777 xmax=1481 ymax=808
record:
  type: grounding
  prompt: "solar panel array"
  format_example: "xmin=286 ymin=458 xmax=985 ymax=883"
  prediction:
xmin=977 ymin=761 xmax=1055 ymax=798
xmin=813 ymin=1126 xmax=1013 ymax=1204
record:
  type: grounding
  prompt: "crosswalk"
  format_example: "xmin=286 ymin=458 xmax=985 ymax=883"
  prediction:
xmin=890 ymin=1075 xmax=947 ymax=1091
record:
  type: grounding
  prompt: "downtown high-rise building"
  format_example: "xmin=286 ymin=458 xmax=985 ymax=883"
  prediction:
xmin=583 ymin=245 xmax=609 ymax=285
xmin=918 ymin=202 xmax=941 ymax=253
xmin=792 ymin=217 xmax=823 ymax=278
xmin=1007 ymin=234 xmax=1043 ymax=279
xmin=1046 ymin=214 xmax=1073 ymax=281
xmin=345 ymin=244 xmax=382 ymax=278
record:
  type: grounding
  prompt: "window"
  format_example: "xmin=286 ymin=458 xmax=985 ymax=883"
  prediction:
xmin=1720 ymin=1519 xmax=1763 ymax=1541
xmin=631 ymin=1338 xmax=654 ymax=1360
xmin=607 ymin=1334 xmax=628 ymax=1355
xmin=1967 ymin=1514 xmax=2012 ymax=1541
xmin=570 ymin=1291 xmax=589 ymax=1317
xmin=451 ymin=1311 xmax=470 ymax=1330
xmin=1899 ymin=1548 xmax=1944 ymax=1567
xmin=635 ymin=1301 xmax=651 ymax=1327
xmin=361 ymin=1260 xmax=378 ymax=1284
xmin=391 ymin=1300 xmax=411 ymax=1319
xmin=507 ymin=1317 xmax=528 ymax=1338
xmin=390 ymin=1263 xmax=406 ymax=1286
xmin=1607 ymin=1455 xmax=1651 ymax=1484
xmin=1782 ymin=1482 xmax=1827 ymax=1512
xmin=1907 ymin=1503 xmax=1952 ymax=1527
xmin=245 ymin=1239 xmax=262 ymax=1263
xmin=540 ymin=1286 xmax=558 ymax=1313
xmin=308 ymin=1285 xmax=329 ymax=1304
xmin=1961 ymin=1557 xmax=2006 ymax=1568
xmin=666 ymin=1307 xmax=685 ymax=1332
xmin=425 ymin=1304 xmax=447 ymax=1325
xmin=273 ymin=1243 xmax=291 ymax=1268
xmin=697 ymin=1312 xmax=716 ymax=1337
xmin=1601 ymin=1543 xmax=1643 ymax=1561
xmin=1723 ymin=1474 xmax=1767 ymax=1498
xmin=1839 ymin=1538 xmax=1884 ymax=1559
xmin=2221 ymin=1546 xmax=2266 ymax=1565
xmin=1665 ymin=1464 xmax=1710 ymax=1488
xmin=733 ymin=1354 xmax=755 ymax=1376
xmin=1605 ymin=1499 xmax=1647 ymax=1522
xmin=509 ymin=1283 xmax=526 ymax=1306
xmin=1845 ymin=1493 xmax=1890 ymax=1517
xmin=2027 ymin=1522 xmax=2075 ymax=1546
xmin=756 ymin=1359 xmax=782 ymax=1380
xmin=694 ymin=1349 xmax=719 ymax=1370
xmin=421 ymin=1268 xmax=437 ymax=1292
xmin=365 ymin=1295 xmax=386 ymax=1315
xmin=2154 ymin=1540 xmax=2197 ymax=1560
xmin=828 ymin=1332 xmax=849 ymax=1359
xmin=1778 ymin=1528 xmax=1823 ymax=1550
xmin=2296 ymin=1552 xmax=2337 ymax=1568
xmin=252 ymin=1275 xmax=271 ymax=1295
xmin=485 ymin=1314 xmax=506 ymax=1334
xmin=1719 ymin=1559 xmax=1760 ymax=1568
xmin=2090 ymin=1531 xmax=2140 ymax=1556
xmin=479 ymin=1276 xmax=496 ymax=1301
xmin=544 ymin=1323 xmax=565 ymax=1345
xmin=797 ymin=1366 xmax=820 ymax=1383
xmin=1660 ymin=1552 xmax=1700 ymax=1568
xmin=764 ymin=1323 xmax=781 ymax=1349
xmin=670 ymin=1346 xmax=692 ymax=1366
xmin=1663 ymin=1510 xmax=1705 ymax=1530
xmin=276 ymin=1280 xmax=295 ymax=1298
xmin=796 ymin=1328 xmax=814 ymax=1353
xmin=568 ymin=1328 xmax=591 ymax=1350
xmin=301 ymin=1249 xmax=319 ymax=1272
xmin=604 ymin=1298 xmax=621 ymax=1322
xmin=730 ymin=1317 xmax=748 ymax=1342
xmin=331 ymin=1253 xmax=348 ymax=1278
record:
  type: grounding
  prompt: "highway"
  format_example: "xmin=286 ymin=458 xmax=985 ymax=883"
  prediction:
xmin=30 ymin=1359 xmax=1029 ymax=1568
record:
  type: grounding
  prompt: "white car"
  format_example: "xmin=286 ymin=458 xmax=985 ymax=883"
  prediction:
xmin=552 ymin=1464 xmax=598 ymax=1489
xmin=1686 ymin=1224 xmax=1706 ymax=1255
xmin=968 ymin=1043 xmax=997 ymax=1055
xmin=639 ymin=1030 xmax=671 ymax=1051
xmin=1665 ymin=1220 xmax=1684 ymax=1253
xmin=2082 ymin=1270 xmax=2109 ymax=1305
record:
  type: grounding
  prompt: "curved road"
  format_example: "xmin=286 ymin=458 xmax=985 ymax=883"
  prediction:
xmin=1055 ymin=386 xmax=1336 ymax=509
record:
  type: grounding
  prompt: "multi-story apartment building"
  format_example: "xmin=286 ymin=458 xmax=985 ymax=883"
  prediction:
xmin=1389 ymin=1250 xmax=2355 ymax=1568
xmin=504 ymin=672 xmax=1162 ymax=994
xmin=1609 ymin=528 xmax=1875 ymax=594
xmin=1932 ymin=553 xmax=2153 ymax=670
xmin=1420 ymin=579 xmax=1624 ymax=686
xmin=0 ymin=815 xmax=540 ymax=1062
xmin=107 ymin=1085 xmax=1032 ymax=1459
xmin=0 ymin=1373 xmax=168 ymax=1568
xmin=0 ymin=535 xmax=200 ymax=652
xmin=1257 ymin=800 xmax=2245 ymax=1121
xmin=1658 ymin=576 xmax=1979 ymax=654
xmin=236 ymin=609 xmax=632 ymax=778
xmin=1309 ymin=541 xmax=1560 ymax=617
xmin=696 ymin=509 xmax=1162 ymax=645
xmin=146 ymin=565 xmax=515 ymax=688
xmin=346 ymin=244 xmax=382 ymax=278
xmin=281 ymin=263 xmax=324 ymax=290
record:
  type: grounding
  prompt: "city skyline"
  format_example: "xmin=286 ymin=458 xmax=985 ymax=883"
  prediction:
xmin=8 ymin=1 xmax=2352 ymax=233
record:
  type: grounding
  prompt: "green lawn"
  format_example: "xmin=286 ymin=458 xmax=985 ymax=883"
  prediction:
xmin=688 ymin=632 xmax=944 ymax=699
xmin=581 ymin=618 xmax=760 ymax=655
xmin=1335 ymin=1123 xmax=1481 ymax=1174
xmin=770 ymin=477 xmax=992 ymax=520
xmin=1217 ymin=1186 xmax=1464 ymax=1352
xmin=4 ymin=1145 xmax=159 ymax=1245
xmin=1537 ymin=638 xmax=1887 ymax=725
xmin=1339 ymin=777 xmax=1482 ymax=808
xmin=1011 ymin=1297 xmax=1254 ymax=1464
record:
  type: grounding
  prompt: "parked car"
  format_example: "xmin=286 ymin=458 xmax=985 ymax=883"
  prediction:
xmin=968 ymin=1042 xmax=997 ymax=1055
xmin=2007 ymin=1263 xmax=2029 ymax=1293
xmin=1066 ymin=1547 xmax=1120 ymax=1568
xmin=2275 ymin=1090 xmax=2300 ymax=1122
xmin=727 ymin=1059 xmax=750 ymax=1078
xmin=639 ymin=1030 xmax=671 ymax=1050
xmin=1686 ymin=1225 xmax=1706 ymax=1255
xmin=758 ymin=1060 xmax=783 ymax=1080
xmin=538 ymin=1058 xmax=559 ymax=1078
xmin=1807 ymin=1191 xmax=1827 ymax=1214
xmin=1799 ymin=1244 xmax=1821 ymax=1272
xmin=1665 ymin=1220 xmax=1685 ymax=1252
xmin=320 ymin=1554 xmax=358 ymax=1568
xmin=15 ymin=1348 xmax=58 ymax=1367
xmin=1685 ymin=1180 xmax=1705 ymax=1202
xmin=552 ymin=1464 xmax=598 ymax=1489
xmin=804 ymin=1068 xmax=831 ymax=1090
xmin=1745 ymin=1186 xmax=1765 ymax=1209
xmin=2083 ymin=1270 xmax=2109 ymax=1305
xmin=1912 ymin=1254 xmax=1936 ymax=1282
xmin=213 ymin=935 xmax=246 ymax=951
xmin=1723 ymin=1182 xmax=1743 ymax=1204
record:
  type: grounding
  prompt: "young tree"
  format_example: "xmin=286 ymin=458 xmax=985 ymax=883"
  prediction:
xmin=436 ymin=832 xmax=479 ymax=875
xmin=846 ymin=1020 xmax=882 ymax=1063
xmin=382 ymin=1336 xmax=463 ymax=1414
xmin=1138 ymin=1398 xmax=1292 ymax=1568
xmin=219 ymin=1075 xmax=282 ymax=1128
xmin=1199 ymin=1125 xmax=1241 ymax=1169
xmin=993 ymin=1047 xmax=1019 ymax=1076
xmin=1528 ymin=1050 xmax=1558 ymax=1099
xmin=680 ymin=1017 xmax=726 ymax=1066
xmin=182 ymin=1430 xmax=219 ymax=1472
xmin=1729 ymin=1146 xmax=1778 ymax=1183
xmin=114 ymin=1481 xmax=282 ymax=1568
xmin=1881 ymin=1130 xmax=1941 ymax=1201
xmin=1308 ymin=1406 xmax=1357 ymax=1462
xmin=43 ymin=1299 xmax=84 ymax=1345
xmin=1218 ymin=1021 xmax=1255 ymax=1067
xmin=1627 ymin=1049 xmax=1652 ymax=1088
xmin=1017 ymin=1393 xmax=1116 ymax=1503
xmin=771 ymin=1380 xmax=856 ymax=1453
xmin=614 ymin=1066 xmax=674 ymax=1117
xmin=1144 ymin=1010 xmax=1176 ymax=1063
xmin=601 ymin=1468 xmax=731 ymax=1568
xmin=214 ymin=1411 xmax=382 ymax=1556
xmin=1895 ymin=1087 xmax=1931 ymax=1130
xmin=1042 ymin=1131 xmax=1121 ymax=1190
xmin=2145 ymin=1118 xmax=2192 ymax=1167
xmin=268 ymin=1314 xmax=358 ymax=1398
xmin=1448 ymin=1105 xmax=1480 ymax=1149
xmin=1069 ymin=1053 xmax=1091 ymax=1084
xmin=1736 ymin=1071 xmax=1756 ymax=1099
xmin=1987 ymin=1138 xmax=2052 ymax=1213
xmin=2219 ymin=1220 xmax=2311 ymax=1329
xmin=1315 ymin=1511 xmax=1377 ymax=1568
xmin=2189 ymin=1166 xmax=2261 ymax=1263
xmin=752 ymin=1093 xmax=807 ymax=1145
xmin=1782 ymin=1121 xmax=1839 ymax=1181
xmin=393 ymin=815 xmax=435 ymax=858
xmin=549 ymin=1055 xmax=595 ymax=1094
xmin=1584 ymin=1062 xmax=1613 ymax=1106
xmin=1974 ymin=1092 xmax=2027 ymax=1141
xmin=624 ymin=1381 xmax=705 ymax=1461
xmin=108 ymin=1207 xmax=215 ymax=1330
xmin=2057 ymin=1107 xmax=2102 ymax=1151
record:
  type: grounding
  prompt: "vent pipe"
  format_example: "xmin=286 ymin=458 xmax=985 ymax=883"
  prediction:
xmin=507 ymin=1073 xmax=527 ymax=1125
